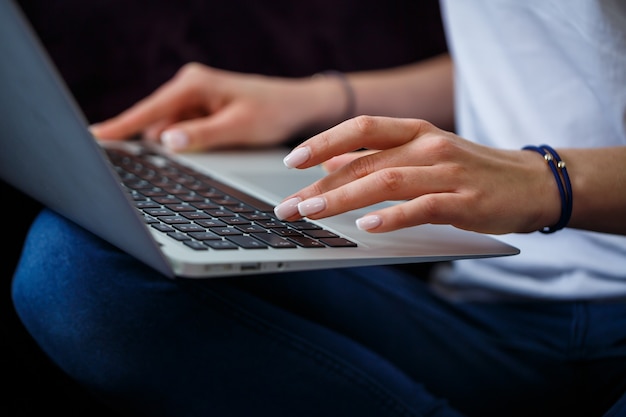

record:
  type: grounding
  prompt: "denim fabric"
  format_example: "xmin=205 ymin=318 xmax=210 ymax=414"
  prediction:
xmin=11 ymin=209 xmax=626 ymax=417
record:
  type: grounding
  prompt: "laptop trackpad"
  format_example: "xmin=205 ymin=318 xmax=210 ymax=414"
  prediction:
xmin=235 ymin=169 xmax=326 ymax=202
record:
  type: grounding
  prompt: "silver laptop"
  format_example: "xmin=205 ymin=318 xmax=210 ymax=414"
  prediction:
xmin=0 ymin=0 xmax=519 ymax=279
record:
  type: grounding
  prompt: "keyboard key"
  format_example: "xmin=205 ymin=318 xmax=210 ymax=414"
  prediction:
xmin=188 ymin=231 xmax=222 ymax=241
xmin=226 ymin=235 xmax=268 ymax=249
xmin=252 ymin=233 xmax=297 ymax=248
xmin=286 ymin=236 xmax=326 ymax=248
xmin=173 ymin=223 xmax=206 ymax=233
xmin=303 ymin=229 xmax=339 ymax=238
xmin=236 ymin=224 xmax=268 ymax=234
xmin=184 ymin=240 xmax=208 ymax=250
xmin=195 ymin=219 xmax=227 ymax=228
xmin=161 ymin=216 xmax=191 ymax=224
xmin=319 ymin=237 xmax=358 ymax=247
xmin=181 ymin=211 xmax=212 ymax=220
xmin=272 ymin=228 xmax=303 ymax=237
xmin=204 ymin=240 xmax=239 ymax=250
xmin=151 ymin=223 xmax=175 ymax=232
xmin=287 ymin=220 xmax=322 ymax=230
xmin=135 ymin=201 xmax=161 ymax=209
xmin=144 ymin=208 xmax=176 ymax=217
xmin=165 ymin=203 xmax=197 ymax=212
xmin=205 ymin=208 xmax=236 ymax=217
xmin=221 ymin=217 xmax=251 ymax=226
xmin=210 ymin=227 xmax=244 ymax=236
xmin=167 ymin=231 xmax=190 ymax=241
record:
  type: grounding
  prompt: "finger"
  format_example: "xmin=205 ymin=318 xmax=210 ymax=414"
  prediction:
xmin=144 ymin=107 xmax=209 ymax=143
xmin=356 ymin=186 xmax=525 ymax=235
xmin=283 ymin=116 xmax=433 ymax=169
xmin=158 ymin=103 xmax=277 ymax=152
xmin=321 ymin=150 xmax=379 ymax=173
xmin=294 ymin=143 xmax=427 ymax=202
xmin=274 ymin=165 xmax=450 ymax=221
xmin=91 ymin=71 xmax=205 ymax=141
xmin=354 ymin=193 xmax=470 ymax=233
xmin=143 ymin=118 xmax=177 ymax=142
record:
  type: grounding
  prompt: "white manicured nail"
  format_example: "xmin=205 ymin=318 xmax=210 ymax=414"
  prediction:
xmin=297 ymin=197 xmax=326 ymax=217
xmin=161 ymin=130 xmax=188 ymax=151
xmin=283 ymin=147 xmax=311 ymax=168
xmin=274 ymin=197 xmax=302 ymax=220
xmin=356 ymin=215 xmax=382 ymax=231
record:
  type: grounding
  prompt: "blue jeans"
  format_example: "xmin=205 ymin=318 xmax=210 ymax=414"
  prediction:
xmin=11 ymin=209 xmax=626 ymax=417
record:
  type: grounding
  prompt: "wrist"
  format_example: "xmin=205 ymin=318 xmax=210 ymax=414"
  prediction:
xmin=306 ymin=71 xmax=356 ymax=130
xmin=522 ymin=145 xmax=573 ymax=233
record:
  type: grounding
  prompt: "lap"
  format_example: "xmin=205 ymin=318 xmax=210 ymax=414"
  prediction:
xmin=11 ymin=209 xmax=626 ymax=417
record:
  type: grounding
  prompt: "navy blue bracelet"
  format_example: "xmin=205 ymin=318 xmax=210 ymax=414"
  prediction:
xmin=522 ymin=144 xmax=573 ymax=233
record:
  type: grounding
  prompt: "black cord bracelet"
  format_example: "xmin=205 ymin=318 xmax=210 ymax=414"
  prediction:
xmin=314 ymin=70 xmax=356 ymax=122
xmin=522 ymin=144 xmax=573 ymax=233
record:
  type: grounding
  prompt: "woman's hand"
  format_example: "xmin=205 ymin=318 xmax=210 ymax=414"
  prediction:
xmin=274 ymin=116 xmax=561 ymax=235
xmin=90 ymin=63 xmax=347 ymax=152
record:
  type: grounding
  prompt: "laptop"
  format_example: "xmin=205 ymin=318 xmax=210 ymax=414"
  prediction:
xmin=0 ymin=0 xmax=519 ymax=279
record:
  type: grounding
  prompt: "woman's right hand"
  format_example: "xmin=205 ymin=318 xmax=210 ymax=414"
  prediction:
xmin=90 ymin=63 xmax=348 ymax=152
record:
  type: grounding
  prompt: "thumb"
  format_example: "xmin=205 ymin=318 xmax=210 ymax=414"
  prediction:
xmin=159 ymin=109 xmax=247 ymax=152
xmin=159 ymin=107 xmax=290 ymax=152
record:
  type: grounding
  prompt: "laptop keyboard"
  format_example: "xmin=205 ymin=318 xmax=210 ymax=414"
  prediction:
xmin=104 ymin=146 xmax=357 ymax=251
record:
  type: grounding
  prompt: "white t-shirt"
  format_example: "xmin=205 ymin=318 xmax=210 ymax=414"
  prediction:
xmin=434 ymin=0 xmax=626 ymax=300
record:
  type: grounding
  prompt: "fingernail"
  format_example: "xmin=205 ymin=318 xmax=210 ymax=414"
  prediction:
xmin=273 ymin=197 xmax=302 ymax=220
xmin=356 ymin=215 xmax=382 ymax=231
xmin=161 ymin=130 xmax=188 ymax=151
xmin=88 ymin=124 xmax=101 ymax=137
xmin=283 ymin=147 xmax=311 ymax=168
xmin=297 ymin=197 xmax=326 ymax=217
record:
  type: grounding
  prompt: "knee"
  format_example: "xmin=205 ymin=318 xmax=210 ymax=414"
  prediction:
xmin=10 ymin=209 xmax=170 ymax=382
xmin=11 ymin=210 xmax=92 ymax=336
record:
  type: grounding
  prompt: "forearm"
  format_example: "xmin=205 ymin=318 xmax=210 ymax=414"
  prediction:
xmin=304 ymin=54 xmax=454 ymax=134
xmin=349 ymin=53 xmax=455 ymax=131
xmin=559 ymin=146 xmax=626 ymax=235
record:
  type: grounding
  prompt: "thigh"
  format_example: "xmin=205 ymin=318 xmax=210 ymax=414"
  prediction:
xmin=193 ymin=266 xmax=626 ymax=416
xmin=230 ymin=267 xmax=626 ymax=417
xmin=11 ymin=209 xmax=464 ymax=417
